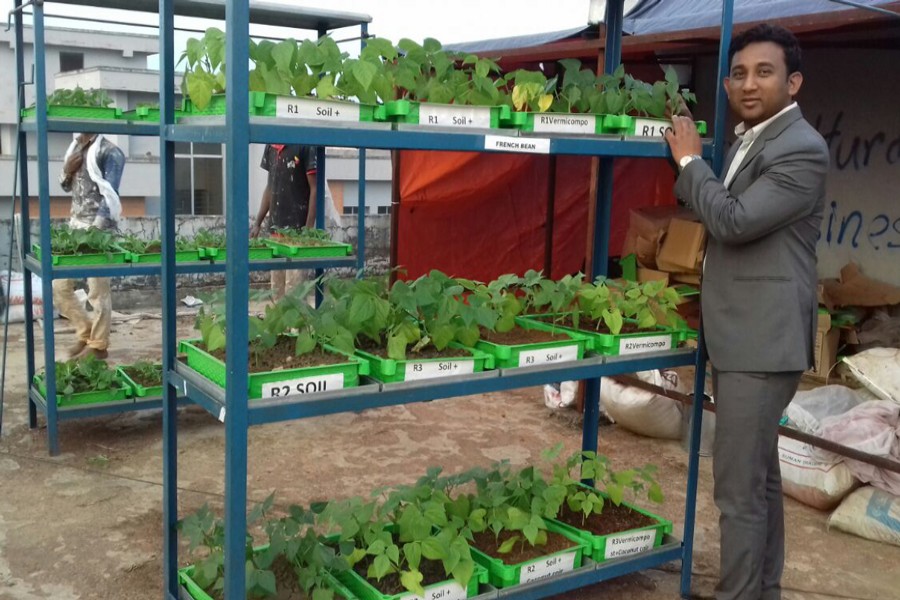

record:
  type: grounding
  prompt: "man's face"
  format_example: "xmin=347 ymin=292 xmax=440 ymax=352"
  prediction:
xmin=724 ymin=41 xmax=802 ymax=127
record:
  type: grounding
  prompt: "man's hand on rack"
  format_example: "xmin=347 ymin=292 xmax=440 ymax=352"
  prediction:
xmin=664 ymin=116 xmax=703 ymax=164
xmin=250 ymin=223 xmax=261 ymax=238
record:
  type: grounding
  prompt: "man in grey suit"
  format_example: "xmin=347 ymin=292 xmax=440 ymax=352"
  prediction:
xmin=664 ymin=24 xmax=829 ymax=600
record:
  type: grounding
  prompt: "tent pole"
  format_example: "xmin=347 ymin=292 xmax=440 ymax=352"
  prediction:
xmin=543 ymin=155 xmax=557 ymax=276
xmin=389 ymin=150 xmax=401 ymax=284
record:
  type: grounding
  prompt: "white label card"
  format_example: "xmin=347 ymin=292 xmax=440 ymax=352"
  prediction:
xmin=484 ymin=135 xmax=550 ymax=154
xmin=417 ymin=105 xmax=492 ymax=129
xmin=398 ymin=581 xmax=467 ymax=600
xmin=519 ymin=550 xmax=577 ymax=584
xmin=532 ymin=113 xmax=597 ymax=135
xmin=618 ymin=334 xmax=672 ymax=355
xmin=518 ymin=345 xmax=579 ymax=367
xmin=217 ymin=407 xmax=226 ymax=423
xmin=632 ymin=118 xmax=674 ymax=138
xmin=260 ymin=373 xmax=344 ymax=399
xmin=604 ymin=529 xmax=655 ymax=559
xmin=275 ymin=96 xmax=360 ymax=122
xmin=405 ymin=359 xmax=475 ymax=381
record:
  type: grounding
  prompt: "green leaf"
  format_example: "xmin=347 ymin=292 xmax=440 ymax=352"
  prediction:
xmin=498 ymin=535 xmax=518 ymax=554
xmin=186 ymin=73 xmax=214 ymax=110
xmin=295 ymin=331 xmax=316 ymax=355
xmin=371 ymin=554 xmax=392 ymax=580
xmin=272 ymin=39 xmax=296 ymax=73
xmin=400 ymin=569 xmax=425 ymax=596
xmin=206 ymin=325 xmax=226 ymax=352
xmin=421 ymin=537 xmax=444 ymax=561
xmin=403 ymin=542 xmax=422 ymax=571
xmin=256 ymin=569 xmax=277 ymax=596
xmin=352 ymin=60 xmax=378 ymax=91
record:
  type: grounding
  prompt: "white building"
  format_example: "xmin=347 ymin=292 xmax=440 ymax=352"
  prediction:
xmin=0 ymin=25 xmax=392 ymax=226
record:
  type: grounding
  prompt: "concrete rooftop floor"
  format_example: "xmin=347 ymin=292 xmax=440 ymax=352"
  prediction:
xmin=0 ymin=311 xmax=898 ymax=600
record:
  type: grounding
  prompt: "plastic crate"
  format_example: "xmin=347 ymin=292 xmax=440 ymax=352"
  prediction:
xmin=32 ymin=243 xmax=127 ymax=266
xmin=179 ymin=564 xmax=357 ymax=600
xmin=178 ymin=338 xmax=369 ymax=399
xmin=121 ymin=106 xmax=187 ymax=122
xmin=34 ymin=374 xmax=130 ymax=407
xmin=21 ymin=105 xmax=123 ymax=120
xmin=470 ymin=521 xmax=589 ymax=589
xmin=336 ymin=560 xmax=488 ymax=600
xmin=201 ymin=247 xmax=275 ymax=262
xmin=116 ymin=365 xmax=164 ymax=398
xmin=356 ymin=342 xmax=495 ymax=384
xmin=126 ymin=249 xmax=202 ymax=263
xmin=603 ymin=114 xmax=708 ymax=137
xmin=181 ymin=91 xmax=267 ymax=116
xmin=520 ymin=314 xmax=683 ymax=356
xmin=549 ymin=486 xmax=672 ymax=563
xmin=257 ymin=94 xmax=376 ymax=123
xmin=474 ymin=318 xmax=588 ymax=369
xmin=264 ymin=238 xmax=353 ymax=258
xmin=374 ymin=99 xmax=418 ymax=124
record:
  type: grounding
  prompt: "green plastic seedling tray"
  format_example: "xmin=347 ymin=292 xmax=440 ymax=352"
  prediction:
xmin=32 ymin=243 xmax=127 ymax=266
xmin=182 ymin=91 xmax=267 ymax=116
xmin=337 ymin=558 xmax=488 ymax=600
xmin=356 ymin=342 xmax=495 ymax=384
xmin=116 ymin=365 xmax=163 ymax=398
xmin=126 ymin=249 xmax=202 ymax=263
xmin=521 ymin=314 xmax=682 ymax=356
xmin=21 ymin=105 xmax=123 ymax=120
xmin=201 ymin=247 xmax=275 ymax=262
xmin=603 ymin=114 xmax=708 ymax=137
xmin=374 ymin=99 xmax=419 ymax=124
xmin=34 ymin=374 xmax=130 ymax=407
xmin=121 ymin=106 xmax=187 ymax=122
xmin=549 ymin=486 xmax=672 ymax=563
xmin=256 ymin=94 xmax=376 ymax=122
xmin=470 ymin=521 xmax=588 ymax=589
xmin=178 ymin=338 xmax=368 ymax=399
xmin=474 ymin=317 xmax=588 ymax=369
xmin=264 ymin=238 xmax=353 ymax=258
xmin=179 ymin=562 xmax=357 ymax=600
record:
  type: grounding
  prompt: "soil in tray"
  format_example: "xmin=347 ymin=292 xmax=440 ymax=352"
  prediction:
xmin=353 ymin=556 xmax=451 ymax=596
xmin=121 ymin=366 xmax=162 ymax=388
xmin=205 ymin=555 xmax=346 ymax=600
xmin=208 ymin=337 xmax=347 ymax=373
xmin=470 ymin=529 xmax=577 ymax=564
xmin=356 ymin=337 xmax=471 ymax=360
xmin=556 ymin=503 xmax=657 ymax=536
xmin=480 ymin=327 xmax=569 ymax=345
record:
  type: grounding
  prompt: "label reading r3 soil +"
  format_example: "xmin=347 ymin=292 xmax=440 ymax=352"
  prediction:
xmin=398 ymin=580 xmax=467 ymax=600
xmin=261 ymin=373 xmax=344 ymax=398
xmin=519 ymin=550 xmax=577 ymax=584
xmin=405 ymin=359 xmax=475 ymax=381
xmin=604 ymin=529 xmax=655 ymax=559
xmin=517 ymin=345 xmax=579 ymax=367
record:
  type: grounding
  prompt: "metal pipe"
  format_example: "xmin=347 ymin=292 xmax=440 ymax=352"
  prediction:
xmin=827 ymin=0 xmax=900 ymax=18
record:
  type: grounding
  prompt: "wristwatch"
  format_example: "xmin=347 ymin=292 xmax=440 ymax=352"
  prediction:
xmin=678 ymin=154 xmax=703 ymax=171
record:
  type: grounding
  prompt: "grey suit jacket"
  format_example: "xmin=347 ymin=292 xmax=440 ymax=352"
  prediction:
xmin=674 ymin=107 xmax=829 ymax=372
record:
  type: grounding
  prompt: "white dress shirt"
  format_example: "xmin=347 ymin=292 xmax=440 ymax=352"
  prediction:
xmin=722 ymin=102 xmax=798 ymax=188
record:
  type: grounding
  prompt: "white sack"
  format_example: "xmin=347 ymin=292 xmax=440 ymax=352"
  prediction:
xmin=828 ymin=486 xmax=900 ymax=547
xmin=779 ymin=435 xmax=859 ymax=510
xmin=600 ymin=370 xmax=683 ymax=439
xmin=842 ymin=347 xmax=900 ymax=405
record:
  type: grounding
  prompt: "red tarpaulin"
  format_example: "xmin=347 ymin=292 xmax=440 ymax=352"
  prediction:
xmin=396 ymin=150 xmax=677 ymax=281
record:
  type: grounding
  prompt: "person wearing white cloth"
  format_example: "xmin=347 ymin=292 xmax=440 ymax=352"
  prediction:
xmin=53 ymin=132 xmax=125 ymax=359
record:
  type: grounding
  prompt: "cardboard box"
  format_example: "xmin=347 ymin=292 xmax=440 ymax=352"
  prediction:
xmin=657 ymin=218 xmax=707 ymax=274
xmin=637 ymin=267 xmax=669 ymax=285
xmin=622 ymin=205 xmax=698 ymax=269
xmin=805 ymin=310 xmax=840 ymax=382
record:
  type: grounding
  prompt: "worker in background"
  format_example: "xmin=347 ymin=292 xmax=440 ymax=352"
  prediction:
xmin=54 ymin=132 xmax=126 ymax=360
xmin=665 ymin=24 xmax=828 ymax=600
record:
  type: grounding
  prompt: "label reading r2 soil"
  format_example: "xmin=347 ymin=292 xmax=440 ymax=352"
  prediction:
xmin=633 ymin=118 xmax=673 ymax=138
xmin=261 ymin=372 xmax=344 ymax=398
xmin=518 ymin=345 xmax=579 ymax=367
xmin=519 ymin=550 xmax=577 ymax=584
xmin=405 ymin=359 xmax=475 ymax=381
xmin=398 ymin=580 xmax=467 ymax=600
xmin=618 ymin=334 xmax=672 ymax=355
xmin=604 ymin=529 xmax=655 ymax=559
xmin=275 ymin=96 xmax=359 ymax=122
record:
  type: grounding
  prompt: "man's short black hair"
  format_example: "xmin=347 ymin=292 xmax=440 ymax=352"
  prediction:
xmin=729 ymin=24 xmax=802 ymax=75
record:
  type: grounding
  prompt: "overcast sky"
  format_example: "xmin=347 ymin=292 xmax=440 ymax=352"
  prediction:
xmin=3 ymin=0 xmax=601 ymax=64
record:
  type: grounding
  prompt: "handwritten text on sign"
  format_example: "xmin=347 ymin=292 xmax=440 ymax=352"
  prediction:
xmin=532 ymin=113 xmax=597 ymax=135
xmin=261 ymin=373 xmax=344 ymax=399
xmin=632 ymin=118 xmax=674 ymax=138
xmin=275 ymin=96 xmax=359 ymax=123
xmin=618 ymin=334 xmax=672 ymax=355
xmin=519 ymin=550 xmax=577 ymax=584
xmin=405 ymin=359 xmax=475 ymax=381
xmin=417 ymin=105 xmax=492 ymax=129
xmin=518 ymin=345 xmax=579 ymax=367
xmin=604 ymin=529 xmax=655 ymax=559
xmin=398 ymin=580 xmax=467 ymax=600
xmin=484 ymin=135 xmax=550 ymax=154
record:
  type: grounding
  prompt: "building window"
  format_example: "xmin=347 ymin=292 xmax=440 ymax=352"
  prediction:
xmin=343 ymin=206 xmax=359 ymax=215
xmin=376 ymin=205 xmax=391 ymax=215
xmin=59 ymin=52 xmax=84 ymax=72
xmin=175 ymin=142 xmax=224 ymax=215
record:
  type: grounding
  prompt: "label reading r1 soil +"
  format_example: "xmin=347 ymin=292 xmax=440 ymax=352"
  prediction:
xmin=519 ymin=550 xmax=577 ymax=584
xmin=632 ymin=118 xmax=673 ymax=138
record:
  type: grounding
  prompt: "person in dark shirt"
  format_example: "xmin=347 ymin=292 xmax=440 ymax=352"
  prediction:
xmin=251 ymin=144 xmax=318 ymax=299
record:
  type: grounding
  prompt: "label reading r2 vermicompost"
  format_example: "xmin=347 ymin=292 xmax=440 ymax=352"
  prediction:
xmin=260 ymin=372 xmax=344 ymax=398
xmin=618 ymin=334 xmax=672 ymax=355
xmin=519 ymin=550 xmax=577 ymax=584
xmin=604 ymin=529 xmax=655 ymax=559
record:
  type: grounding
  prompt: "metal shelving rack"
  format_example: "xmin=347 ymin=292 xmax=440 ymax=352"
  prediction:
xmin=13 ymin=0 xmax=737 ymax=597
